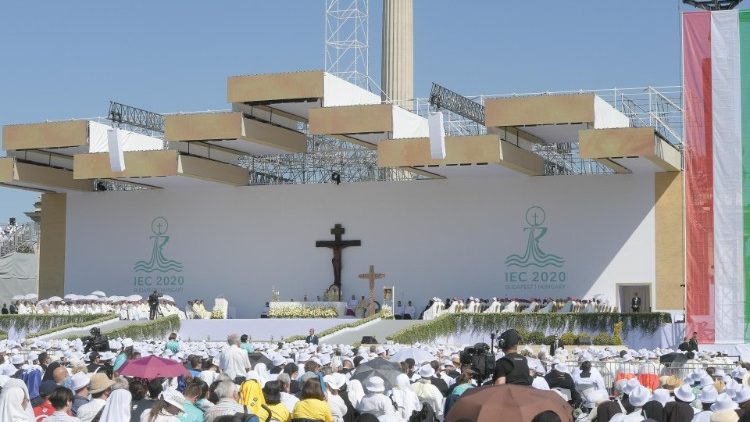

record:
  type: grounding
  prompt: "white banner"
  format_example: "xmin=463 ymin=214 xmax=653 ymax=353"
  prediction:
xmin=711 ymin=10 xmax=744 ymax=343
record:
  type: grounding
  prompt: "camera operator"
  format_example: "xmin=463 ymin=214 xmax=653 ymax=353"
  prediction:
xmin=83 ymin=327 xmax=109 ymax=353
xmin=493 ymin=329 xmax=532 ymax=386
xmin=148 ymin=290 xmax=162 ymax=320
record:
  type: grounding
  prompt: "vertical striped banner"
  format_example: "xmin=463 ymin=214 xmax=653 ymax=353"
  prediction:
xmin=711 ymin=11 xmax=743 ymax=343
xmin=741 ymin=10 xmax=750 ymax=342
xmin=683 ymin=12 xmax=715 ymax=343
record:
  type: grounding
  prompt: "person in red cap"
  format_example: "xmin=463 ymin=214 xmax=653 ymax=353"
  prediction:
xmin=34 ymin=380 xmax=63 ymax=419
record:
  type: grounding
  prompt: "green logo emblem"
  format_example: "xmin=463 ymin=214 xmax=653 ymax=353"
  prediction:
xmin=134 ymin=217 xmax=184 ymax=273
xmin=505 ymin=206 xmax=565 ymax=268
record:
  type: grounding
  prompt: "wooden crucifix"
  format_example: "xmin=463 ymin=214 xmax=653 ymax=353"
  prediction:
xmin=315 ymin=224 xmax=361 ymax=301
xmin=358 ymin=265 xmax=385 ymax=317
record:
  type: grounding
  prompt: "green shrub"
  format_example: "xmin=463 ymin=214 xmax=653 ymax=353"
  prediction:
xmin=526 ymin=331 xmax=546 ymax=345
xmin=0 ymin=314 xmax=117 ymax=338
xmin=104 ymin=315 xmax=181 ymax=340
xmin=593 ymin=333 xmax=613 ymax=345
xmin=560 ymin=332 xmax=577 ymax=346
xmin=612 ymin=322 xmax=624 ymax=346
xmin=286 ymin=311 xmax=392 ymax=343
xmin=576 ymin=334 xmax=592 ymax=345
xmin=386 ymin=312 xmax=670 ymax=344
xmin=29 ymin=314 xmax=118 ymax=338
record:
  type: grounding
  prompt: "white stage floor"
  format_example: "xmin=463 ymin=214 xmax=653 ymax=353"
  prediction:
xmin=179 ymin=318 xmax=357 ymax=342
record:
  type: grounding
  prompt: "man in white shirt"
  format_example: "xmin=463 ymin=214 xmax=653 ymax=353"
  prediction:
xmin=394 ymin=301 xmax=405 ymax=319
xmin=219 ymin=333 xmax=251 ymax=381
xmin=404 ymin=301 xmax=416 ymax=320
xmin=76 ymin=373 xmax=114 ymax=422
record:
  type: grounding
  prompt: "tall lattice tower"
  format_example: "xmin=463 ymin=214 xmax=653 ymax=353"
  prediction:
xmin=325 ymin=0 xmax=370 ymax=90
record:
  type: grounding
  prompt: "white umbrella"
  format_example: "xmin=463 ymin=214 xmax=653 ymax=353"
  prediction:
xmin=127 ymin=295 xmax=142 ymax=302
xmin=162 ymin=295 xmax=175 ymax=303
xmin=64 ymin=294 xmax=78 ymax=300
xmin=47 ymin=296 xmax=63 ymax=302
xmin=23 ymin=293 xmax=38 ymax=300
xmin=389 ymin=348 xmax=435 ymax=364
xmin=11 ymin=295 xmax=24 ymax=301
xmin=90 ymin=291 xmax=106 ymax=297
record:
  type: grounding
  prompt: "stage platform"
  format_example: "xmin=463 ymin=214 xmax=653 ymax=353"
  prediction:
xmin=178 ymin=318 xmax=356 ymax=342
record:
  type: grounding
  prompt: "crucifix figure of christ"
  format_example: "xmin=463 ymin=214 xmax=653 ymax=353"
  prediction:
xmin=315 ymin=224 xmax=361 ymax=301
xmin=358 ymin=265 xmax=385 ymax=317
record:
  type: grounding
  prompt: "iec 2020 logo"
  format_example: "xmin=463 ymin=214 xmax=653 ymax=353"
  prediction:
xmin=133 ymin=217 xmax=185 ymax=293
xmin=504 ymin=206 xmax=566 ymax=290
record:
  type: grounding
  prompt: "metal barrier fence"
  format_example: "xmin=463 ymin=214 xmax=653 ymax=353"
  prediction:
xmin=561 ymin=359 xmax=741 ymax=394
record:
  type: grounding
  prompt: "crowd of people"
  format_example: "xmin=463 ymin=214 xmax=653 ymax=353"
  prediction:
xmin=0 ymin=323 xmax=746 ymax=421
xmin=0 ymin=292 xmax=231 ymax=321
xmin=418 ymin=297 xmax=616 ymax=320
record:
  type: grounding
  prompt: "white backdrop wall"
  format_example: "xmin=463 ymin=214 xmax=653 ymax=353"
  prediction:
xmin=65 ymin=174 xmax=656 ymax=318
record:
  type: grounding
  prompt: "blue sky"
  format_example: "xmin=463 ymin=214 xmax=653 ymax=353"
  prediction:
xmin=0 ymin=0 xmax=735 ymax=221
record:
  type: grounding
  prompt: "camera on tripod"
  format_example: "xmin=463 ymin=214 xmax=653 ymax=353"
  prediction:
xmin=459 ymin=342 xmax=496 ymax=382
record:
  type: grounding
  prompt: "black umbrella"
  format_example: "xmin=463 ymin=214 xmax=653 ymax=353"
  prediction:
xmin=350 ymin=357 xmax=403 ymax=390
xmin=248 ymin=352 xmax=272 ymax=368
xmin=660 ymin=352 xmax=688 ymax=365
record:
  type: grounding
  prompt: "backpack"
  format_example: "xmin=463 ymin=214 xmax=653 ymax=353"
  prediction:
xmin=408 ymin=402 xmax=437 ymax=422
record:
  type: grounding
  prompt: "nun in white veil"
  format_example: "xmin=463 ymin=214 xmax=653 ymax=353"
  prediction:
xmin=99 ymin=389 xmax=132 ymax=422
xmin=0 ymin=380 xmax=34 ymax=421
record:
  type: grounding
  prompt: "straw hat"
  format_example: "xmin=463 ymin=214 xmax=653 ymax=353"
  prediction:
xmin=89 ymin=373 xmax=115 ymax=394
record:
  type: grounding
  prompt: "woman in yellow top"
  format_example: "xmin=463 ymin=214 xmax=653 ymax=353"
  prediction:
xmin=260 ymin=380 xmax=291 ymax=422
xmin=291 ymin=379 xmax=333 ymax=422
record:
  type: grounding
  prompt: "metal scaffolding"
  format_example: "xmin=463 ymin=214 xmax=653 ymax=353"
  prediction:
xmin=325 ymin=0 xmax=370 ymax=90
xmin=238 ymin=136 xmax=421 ymax=185
xmin=97 ymin=87 xmax=683 ymax=184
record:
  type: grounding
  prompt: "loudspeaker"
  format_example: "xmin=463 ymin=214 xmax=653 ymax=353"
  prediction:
xmin=360 ymin=336 xmax=378 ymax=344
xmin=107 ymin=128 xmax=126 ymax=172
xmin=428 ymin=111 xmax=446 ymax=159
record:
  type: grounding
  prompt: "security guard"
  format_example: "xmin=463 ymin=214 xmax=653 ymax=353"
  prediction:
xmin=493 ymin=328 xmax=531 ymax=385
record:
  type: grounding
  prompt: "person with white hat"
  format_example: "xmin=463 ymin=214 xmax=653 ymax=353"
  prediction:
xmin=323 ymin=373 xmax=348 ymax=422
xmin=409 ymin=366 xmax=444 ymax=419
xmin=76 ymin=373 xmax=115 ymax=422
xmin=356 ymin=376 xmax=397 ymax=421
xmin=694 ymin=386 xmax=720 ymax=422
xmin=69 ymin=372 xmax=90 ymax=416
xmin=709 ymin=394 xmax=739 ymax=422
xmin=610 ymin=385 xmax=652 ymax=421
xmin=391 ymin=373 xmax=421 ymax=421
xmin=665 ymin=384 xmax=696 ymax=421
xmin=113 ymin=338 xmax=135 ymax=373
xmin=139 ymin=389 xmax=185 ymax=422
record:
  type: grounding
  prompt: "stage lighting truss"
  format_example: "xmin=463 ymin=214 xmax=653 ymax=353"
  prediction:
xmin=682 ymin=0 xmax=744 ymax=10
